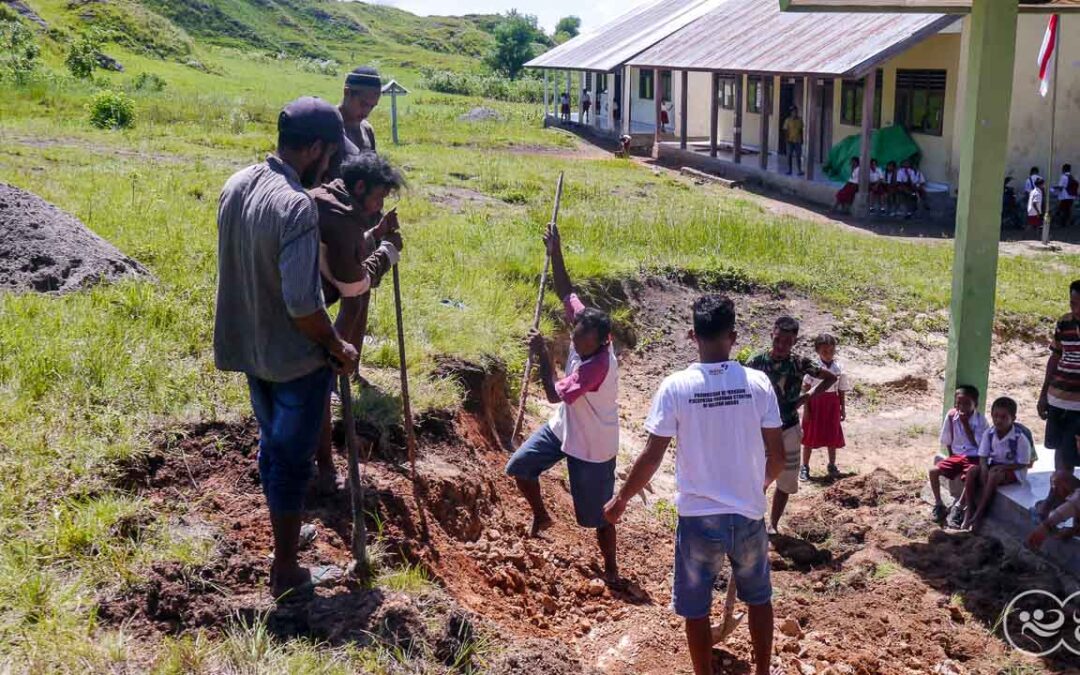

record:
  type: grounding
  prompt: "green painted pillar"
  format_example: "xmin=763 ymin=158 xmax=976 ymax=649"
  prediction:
xmin=944 ymin=0 xmax=1018 ymax=413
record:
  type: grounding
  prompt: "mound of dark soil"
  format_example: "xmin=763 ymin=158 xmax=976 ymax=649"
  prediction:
xmin=0 ymin=183 xmax=149 ymax=293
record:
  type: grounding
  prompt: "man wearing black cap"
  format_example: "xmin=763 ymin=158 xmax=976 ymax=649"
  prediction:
xmin=327 ymin=66 xmax=382 ymax=179
xmin=215 ymin=96 xmax=359 ymax=598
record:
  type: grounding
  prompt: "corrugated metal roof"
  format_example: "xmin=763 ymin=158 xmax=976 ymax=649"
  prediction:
xmin=781 ymin=0 xmax=1080 ymax=13
xmin=525 ymin=0 xmax=727 ymax=72
xmin=627 ymin=0 xmax=959 ymax=76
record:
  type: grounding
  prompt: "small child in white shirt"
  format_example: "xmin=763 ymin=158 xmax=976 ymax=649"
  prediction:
xmin=800 ymin=333 xmax=852 ymax=481
xmin=962 ymin=396 xmax=1032 ymax=532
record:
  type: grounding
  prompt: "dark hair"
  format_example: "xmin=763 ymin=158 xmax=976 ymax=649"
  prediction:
xmin=345 ymin=66 xmax=382 ymax=90
xmin=693 ymin=295 xmax=736 ymax=339
xmin=991 ymin=396 xmax=1018 ymax=418
xmin=774 ymin=316 xmax=800 ymax=335
xmin=1036 ymin=177 xmax=1046 ymax=186
xmin=813 ymin=333 xmax=837 ymax=348
xmin=1031 ymin=166 xmax=1040 ymax=175
xmin=851 ymin=157 xmax=860 ymax=167
xmin=956 ymin=384 xmax=980 ymax=403
xmin=1065 ymin=163 xmax=1072 ymax=172
xmin=1071 ymin=279 xmax=1080 ymax=295
xmin=575 ymin=308 xmax=611 ymax=344
xmin=341 ymin=153 xmax=406 ymax=195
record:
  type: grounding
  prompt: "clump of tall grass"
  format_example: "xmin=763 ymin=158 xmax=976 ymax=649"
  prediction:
xmin=420 ymin=68 xmax=544 ymax=103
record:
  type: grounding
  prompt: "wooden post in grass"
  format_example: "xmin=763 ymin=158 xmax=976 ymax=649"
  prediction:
xmin=806 ymin=78 xmax=818 ymax=181
xmin=381 ymin=80 xmax=409 ymax=146
xmin=512 ymin=173 xmax=565 ymax=446
xmin=760 ymin=77 xmax=771 ymax=172
xmin=653 ymin=68 xmax=663 ymax=158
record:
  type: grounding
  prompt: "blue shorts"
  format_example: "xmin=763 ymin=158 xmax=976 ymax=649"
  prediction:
xmin=672 ymin=513 xmax=772 ymax=619
xmin=505 ymin=424 xmax=616 ymax=529
xmin=247 ymin=367 xmax=334 ymax=516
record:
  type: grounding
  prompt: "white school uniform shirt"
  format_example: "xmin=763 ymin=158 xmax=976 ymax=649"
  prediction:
xmin=869 ymin=168 xmax=884 ymax=184
xmin=939 ymin=410 xmax=988 ymax=457
xmin=977 ymin=425 xmax=1032 ymax=467
xmin=1028 ymin=188 xmax=1044 ymax=217
xmin=803 ymin=360 xmax=852 ymax=394
xmin=910 ymin=169 xmax=926 ymax=187
xmin=1057 ymin=172 xmax=1073 ymax=200
xmin=582 ymin=91 xmax=591 ymax=105
xmin=645 ymin=361 xmax=782 ymax=519
xmin=1025 ymin=175 xmax=1041 ymax=194
xmin=848 ymin=166 xmax=860 ymax=184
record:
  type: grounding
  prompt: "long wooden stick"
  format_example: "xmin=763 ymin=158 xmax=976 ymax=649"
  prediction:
xmin=392 ymin=263 xmax=428 ymax=540
xmin=339 ymin=373 xmax=369 ymax=579
xmin=511 ymin=172 xmax=565 ymax=446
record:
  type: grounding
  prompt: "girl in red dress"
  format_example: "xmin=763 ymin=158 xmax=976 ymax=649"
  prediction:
xmin=800 ymin=333 xmax=851 ymax=481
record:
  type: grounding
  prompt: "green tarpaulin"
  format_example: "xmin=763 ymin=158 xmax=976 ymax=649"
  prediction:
xmin=822 ymin=125 xmax=921 ymax=183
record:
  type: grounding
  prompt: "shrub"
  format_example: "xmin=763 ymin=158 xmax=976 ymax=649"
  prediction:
xmin=88 ymin=90 xmax=136 ymax=129
xmin=129 ymin=71 xmax=166 ymax=93
xmin=66 ymin=32 xmax=101 ymax=79
xmin=0 ymin=18 xmax=40 ymax=85
xmin=420 ymin=69 xmax=543 ymax=104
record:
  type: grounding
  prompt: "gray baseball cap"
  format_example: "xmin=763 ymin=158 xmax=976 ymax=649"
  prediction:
xmin=278 ymin=96 xmax=344 ymax=146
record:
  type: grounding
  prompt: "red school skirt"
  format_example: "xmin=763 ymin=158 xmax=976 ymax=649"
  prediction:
xmin=803 ymin=391 xmax=846 ymax=449
xmin=836 ymin=182 xmax=858 ymax=206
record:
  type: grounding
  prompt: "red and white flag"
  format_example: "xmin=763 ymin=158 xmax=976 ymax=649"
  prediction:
xmin=1038 ymin=14 xmax=1059 ymax=97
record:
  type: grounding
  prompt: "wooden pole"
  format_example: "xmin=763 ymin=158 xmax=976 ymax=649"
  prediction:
xmin=1042 ymin=16 xmax=1060 ymax=245
xmin=806 ymin=77 xmax=818 ymax=181
xmin=622 ymin=66 xmax=632 ymax=136
xmin=340 ymin=374 xmax=369 ymax=578
xmin=759 ymin=77 xmax=771 ymax=172
xmin=710 ymin=73 xmax=719 ymax=158
xmin=680 ymin=70 xmax=689 ymax=150
xmin=734 ymin=74 xmax=744 ymax=164
xmin=653 ymin=68 xmax=663 ymax=157
xmin=857 ymin=69 xmax=876 ymax=216
xmin=390 ymin=91 xmax=399 ymax=145
xmin=512 ymin=173 xmax=566 ymax=445
xmin=392 ymin=264 xmax=428 ymax=540
xmin=544 ymin=70 xmax=550 ymax=119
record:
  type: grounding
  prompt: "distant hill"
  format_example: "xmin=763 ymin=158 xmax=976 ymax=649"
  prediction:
xmin=19 ymin=0 xmax=503 ymax=65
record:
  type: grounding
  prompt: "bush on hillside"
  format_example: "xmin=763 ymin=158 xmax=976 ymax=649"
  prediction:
xmin=129 ymin=71 xmax=166 ymax=93
xmin=66 ymin=32 xmax=102 ymax=79
xmin=88 ymin=89 xmax=136 ymax=129
xmin=420 ymin=69 xmax=543 ymax=104
xmin=0 ymin=18 xmax=40 ymax=85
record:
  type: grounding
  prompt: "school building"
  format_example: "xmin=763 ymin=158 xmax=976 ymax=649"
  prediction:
xmin=528 ymin=0 xmax=1080 ymax=204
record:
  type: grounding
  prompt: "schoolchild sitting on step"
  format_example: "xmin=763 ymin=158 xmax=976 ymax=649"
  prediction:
xmin=928 ymin=385 xmax=989 ymax=527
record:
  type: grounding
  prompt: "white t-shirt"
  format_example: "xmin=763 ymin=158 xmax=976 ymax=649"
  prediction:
xmin=848 ymin=166 xmax=860 ymax=184
xmin=803 ymin=360 xmax=851 ymax=394
xmin=978 ymin=425 xmax=1032 ymax=467
xmin=869 ymin=168 xmax=884 ymax=184
xmin=1028 ymin=188 xmax=1044 ymax=217
xmin=939 ymin=410 xmax=989 ymax=458
xmin=1025 ymin=175 xmax=1041 ymax=194
xmin=645 ymin=362 xmax=782 ymax=519
xmin=1057 ymin=173 xmax=1073 ymax=200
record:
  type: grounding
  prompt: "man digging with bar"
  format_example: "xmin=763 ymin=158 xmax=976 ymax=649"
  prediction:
xmin=505 ymin=224 xmax=621 ymax=583
xmin=214 ymin=97 xmax=358 ymax=598
xmin=309 ymin=154 xmax=406 ymax=493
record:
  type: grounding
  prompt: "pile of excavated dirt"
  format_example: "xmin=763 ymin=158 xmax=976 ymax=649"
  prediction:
xmin=0 ymin=183 xmax=148 ymax=293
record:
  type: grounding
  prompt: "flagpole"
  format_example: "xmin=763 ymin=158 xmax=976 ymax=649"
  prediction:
xmin=1042 ymin=14 xmax=1060 ymax=246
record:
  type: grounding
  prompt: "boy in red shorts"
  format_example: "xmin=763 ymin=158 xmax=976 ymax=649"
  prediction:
xmin=929 ymin=385 xmax=988 ymax=526
xmin=962 ymin=396 xmax=1032 ymax=532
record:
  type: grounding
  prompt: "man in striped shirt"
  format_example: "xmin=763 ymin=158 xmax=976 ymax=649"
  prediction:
xmin=1037 ymin=279 xmax=1080 ymax=517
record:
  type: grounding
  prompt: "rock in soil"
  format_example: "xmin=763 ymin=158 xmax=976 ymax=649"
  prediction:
xmin=368 ymin=593 xmax=430 ymax=653
xmin=0 ymin=183 xmax=149 ymax=293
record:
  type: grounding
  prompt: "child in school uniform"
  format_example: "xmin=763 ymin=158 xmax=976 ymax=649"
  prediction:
xmin=884 ymin=161 xmax=900 ymax=216
xmin=928 ymin=385 xmax=989 ymax=526
xmin=834 ymin=157 xmax=860 ymax=213
xmin=961 ymin=396 xmax=1032 ymax=532
xmin=1028 ymin=176 xmax=1046 ymax=229
xmin=868 ymin=159 xmax=886 ymax=214
xmin=800 ymin=333 xmax=851 ymax=481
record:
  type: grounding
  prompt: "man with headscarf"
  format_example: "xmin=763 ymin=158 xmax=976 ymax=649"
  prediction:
xmin=327 ymin=66 xmax=382 ymax=179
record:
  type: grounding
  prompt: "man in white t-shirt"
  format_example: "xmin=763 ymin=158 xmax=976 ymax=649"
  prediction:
xmin=604 ymin=295 xmax=785 ymax=675
xmin=506 ymin=224 xmax=620 ymax=580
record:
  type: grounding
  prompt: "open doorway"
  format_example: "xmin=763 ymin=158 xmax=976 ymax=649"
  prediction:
xmin=778 ymin=78 xmax=804 ymax=157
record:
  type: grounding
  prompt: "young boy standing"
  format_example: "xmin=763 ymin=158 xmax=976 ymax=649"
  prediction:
xmin=603 ymin=295 xmax=785 ymax=675
xmin=962 ymin=397 xmax=1032 ymax=532
xmin=928 ymin=385 xmax=989 ymax=526
xmin=505 ymin=224 xmax=620 ymax=580
xmin=748 ymin=317 xmax=837 ymax=534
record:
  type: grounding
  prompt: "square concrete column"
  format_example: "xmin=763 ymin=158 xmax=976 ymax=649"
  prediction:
xmin=944 ymin=0 xmax=1018 ymax=412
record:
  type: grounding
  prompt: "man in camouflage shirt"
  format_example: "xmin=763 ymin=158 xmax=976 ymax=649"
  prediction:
xmin=748 ymin=316 xmax=836 ymax=533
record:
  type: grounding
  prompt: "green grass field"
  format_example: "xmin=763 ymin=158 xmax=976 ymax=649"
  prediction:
xmin=1 ymin=3 xmax=1079 ymax=670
